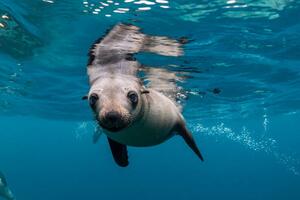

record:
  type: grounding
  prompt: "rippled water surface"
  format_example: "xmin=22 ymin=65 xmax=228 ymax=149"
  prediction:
xmin=1 ymin=0 xmax=300 ymax=199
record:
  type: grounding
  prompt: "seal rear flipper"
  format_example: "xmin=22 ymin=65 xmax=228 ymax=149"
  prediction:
xmin=107 ymin=137 xmax=129 ymax=167
xmin=175 ymin=122 xmax=204 ymax=161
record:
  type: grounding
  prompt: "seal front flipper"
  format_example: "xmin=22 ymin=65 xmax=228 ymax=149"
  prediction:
xmin=107 ymin=137 xmax=129 ymax=167
xmin=93 ymin=126 xmax=103 ymax=144
xmin=175 ymin=121 xmax=204 ymax=161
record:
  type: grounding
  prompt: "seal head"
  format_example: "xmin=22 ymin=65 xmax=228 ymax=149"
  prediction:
xmin=88 ymin=76 xmax=145 ymax=132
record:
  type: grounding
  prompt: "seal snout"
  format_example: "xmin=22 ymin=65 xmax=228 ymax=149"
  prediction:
xmin=105 ymin=111 xmax=121 ymax=124
xmin=99 ymin=110 xmax=129 ymax=132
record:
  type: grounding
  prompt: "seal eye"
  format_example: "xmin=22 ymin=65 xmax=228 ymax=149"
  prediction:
xmin=127 ymin=91 xmax=138 ymax=105
xmin=89 ymin=93 xmax=99 ymax=108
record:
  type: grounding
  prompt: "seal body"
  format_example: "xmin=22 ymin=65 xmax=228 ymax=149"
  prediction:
xmin=85 ymin=23 xmax=204 ymax=167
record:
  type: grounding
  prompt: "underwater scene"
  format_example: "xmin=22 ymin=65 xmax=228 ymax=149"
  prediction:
xmin=0 ymin=0 xmax=300 ymax=199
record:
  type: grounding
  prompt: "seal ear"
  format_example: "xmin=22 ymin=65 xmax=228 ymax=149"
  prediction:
xmin=175 ymin=121 xmax=204 ymax=161
xmin=140 ymin=89 xmax=149 ymax=94
xmin=82 ymin=95 xmax=88 ymax=100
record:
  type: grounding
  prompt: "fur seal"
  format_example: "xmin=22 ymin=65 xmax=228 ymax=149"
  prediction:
xmin=84 ymin=24 xmax=204 ymax=167
xmin=0 ymin=172 xmax=15 ymax=200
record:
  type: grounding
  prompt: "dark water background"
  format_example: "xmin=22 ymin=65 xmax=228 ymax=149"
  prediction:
xmin=0 ymin=0 xmax=300 ymax=199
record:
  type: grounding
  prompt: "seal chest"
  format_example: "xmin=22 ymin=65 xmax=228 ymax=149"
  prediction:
xmin=85 ymin=23 xmax=204 ymax=167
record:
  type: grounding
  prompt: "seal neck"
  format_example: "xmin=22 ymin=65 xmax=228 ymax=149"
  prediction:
xmin=134 ymin=91 xmax=150 ymax=125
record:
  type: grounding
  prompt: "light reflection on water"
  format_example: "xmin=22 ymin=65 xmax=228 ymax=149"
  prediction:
xmin=176 ymin=0 xmax=297 ymax=21
xmin=80 ymin=0 xmax=170 ymax=16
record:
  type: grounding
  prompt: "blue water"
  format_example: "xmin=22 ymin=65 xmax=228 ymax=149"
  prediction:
xmin=1 ymin=0 xmax=300 ymax=199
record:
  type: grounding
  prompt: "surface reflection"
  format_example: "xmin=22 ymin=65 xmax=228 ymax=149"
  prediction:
xmin=81 ymin=0 xmax=170 ymax=17
xmin=176 ymin=0 xmax=297 ymax=21
xmin=0 ymin=7 xmax=42 ymax=58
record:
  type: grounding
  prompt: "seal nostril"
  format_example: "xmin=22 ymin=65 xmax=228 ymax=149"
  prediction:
xmin=105 ymin=111 xmax=120 ymax=123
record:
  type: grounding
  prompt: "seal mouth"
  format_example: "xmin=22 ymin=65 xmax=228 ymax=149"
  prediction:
xmin=99 ymin=123 xmax=128 ymax=132
xmin=97 ymin=115 xmax=131 ymax=133
xmin=95 ymin=110 xmax=132 ymax=133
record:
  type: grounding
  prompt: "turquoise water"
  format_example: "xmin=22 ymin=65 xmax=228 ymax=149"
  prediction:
xmin=1 ymin=0 xmax=300 ymax=199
